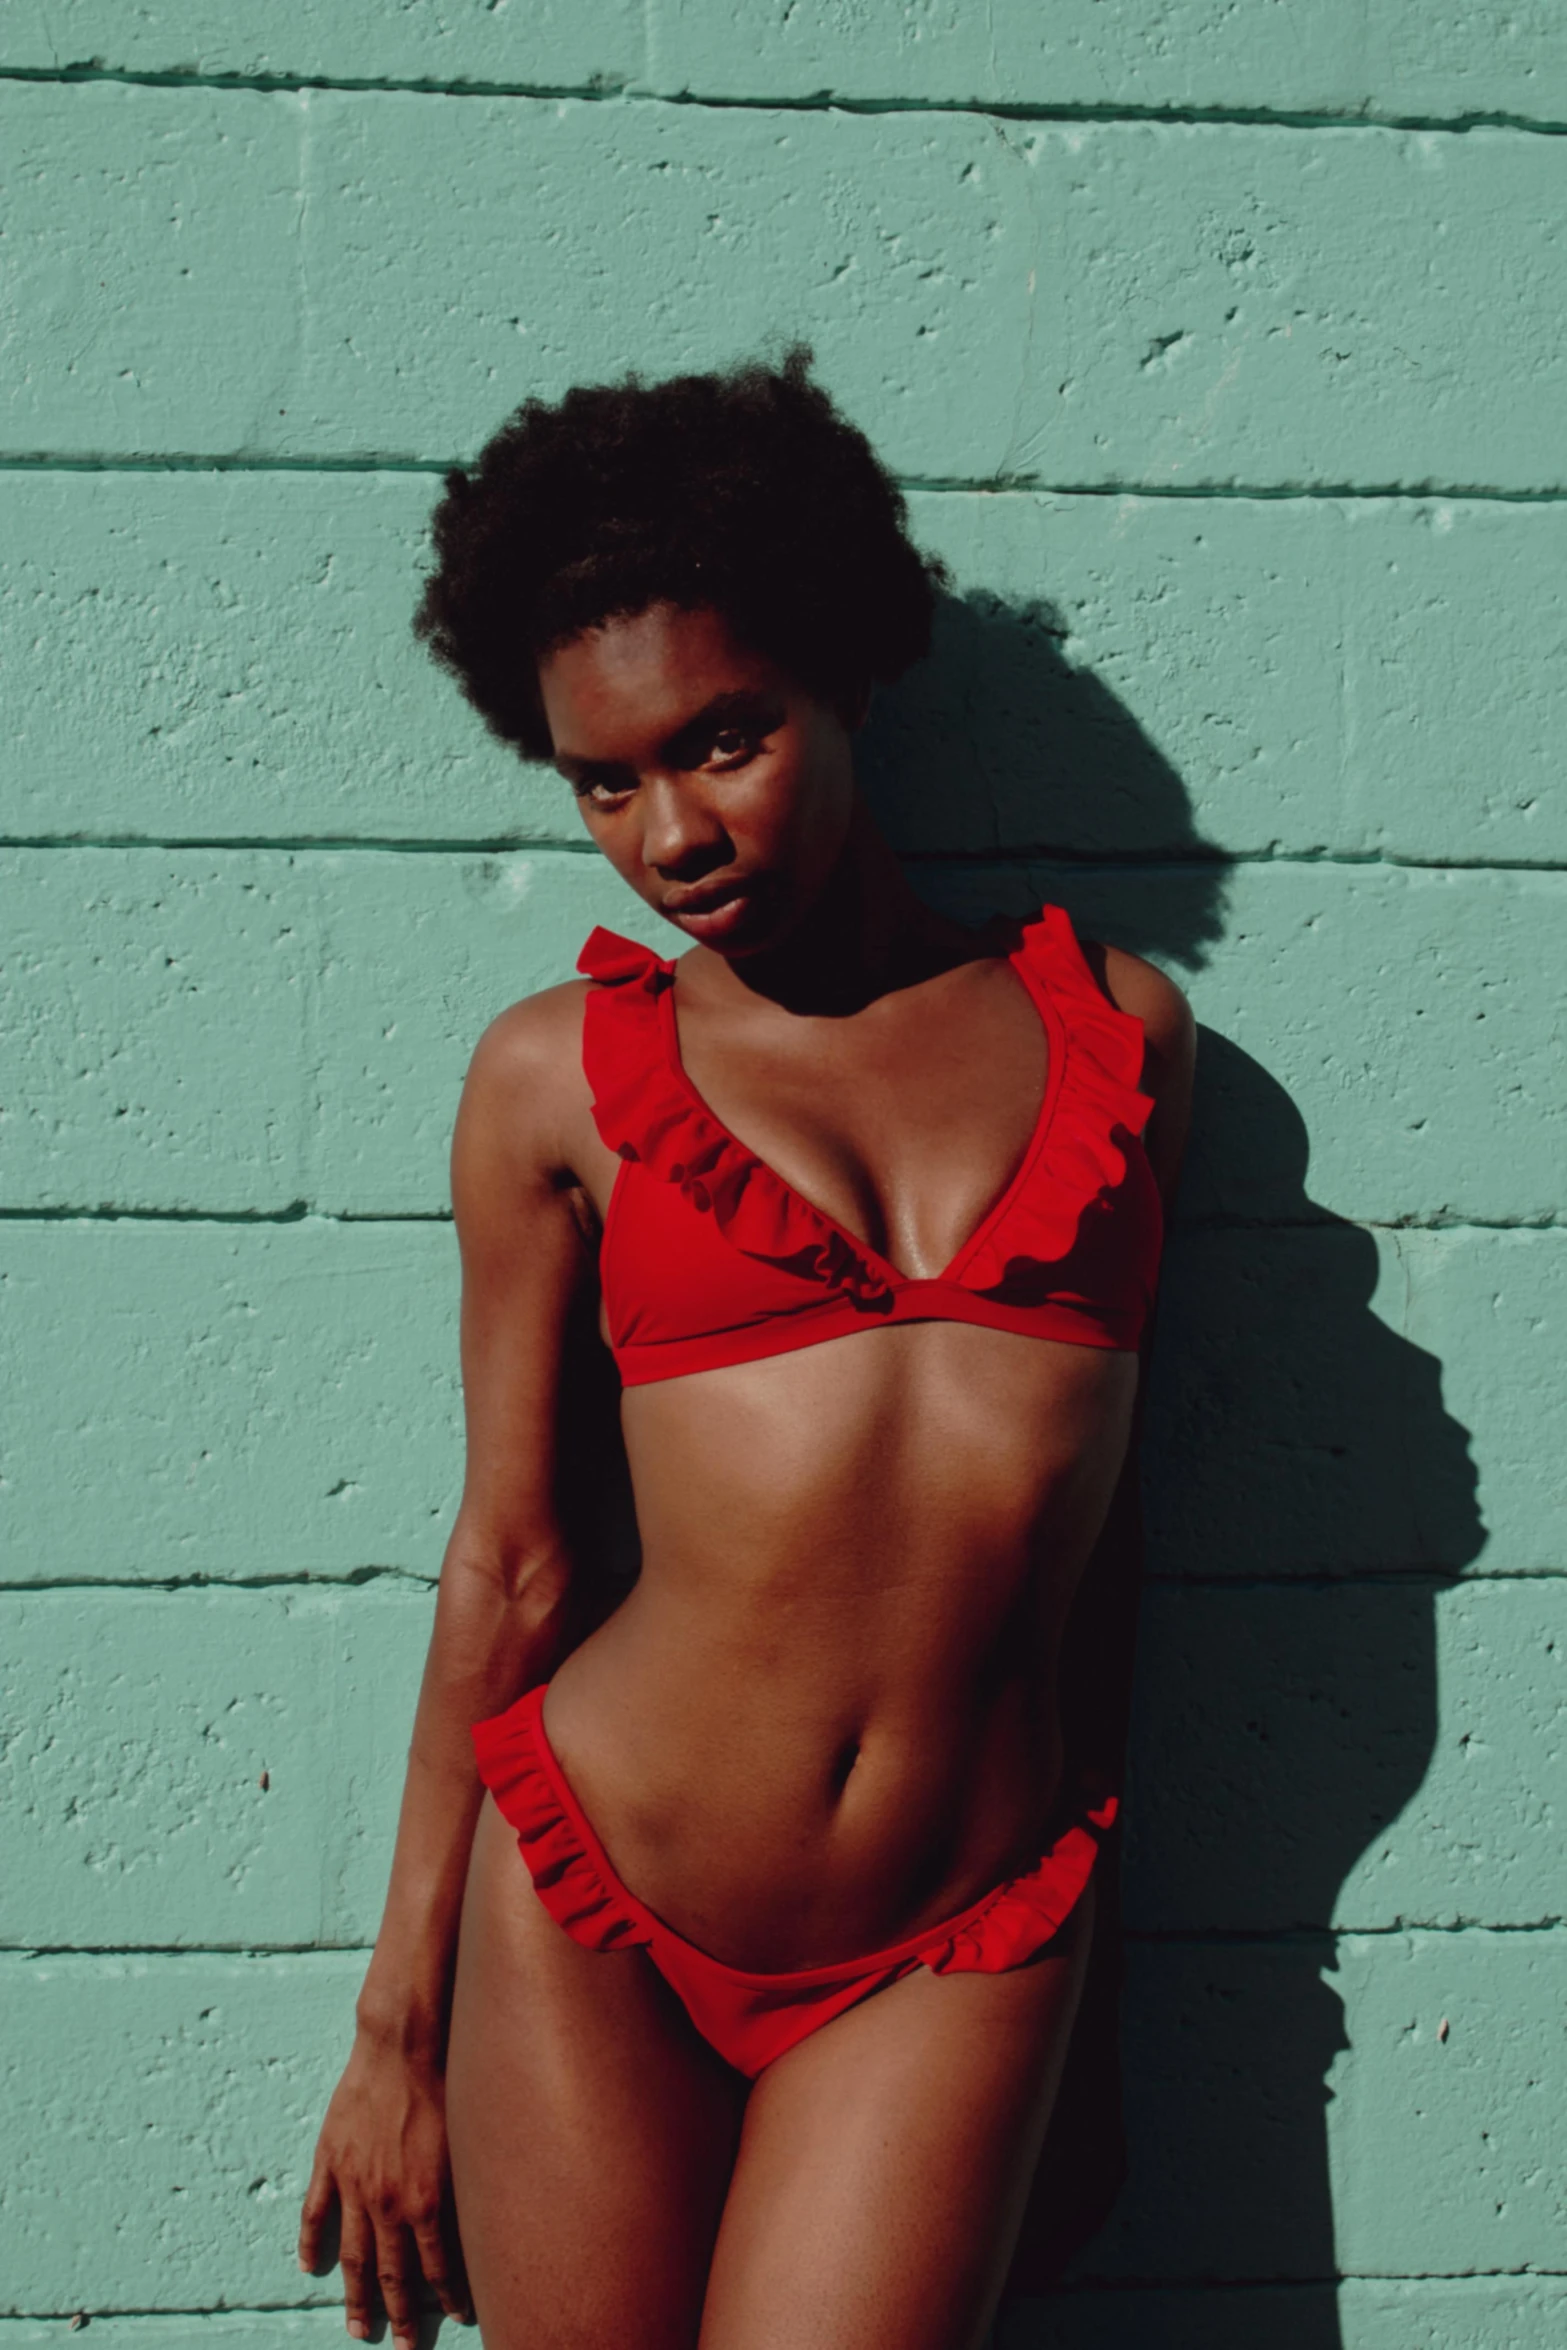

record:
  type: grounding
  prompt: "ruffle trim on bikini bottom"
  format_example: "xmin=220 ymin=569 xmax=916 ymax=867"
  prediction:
xmin=471 ymin=1683 xmax=1117 ymax=1987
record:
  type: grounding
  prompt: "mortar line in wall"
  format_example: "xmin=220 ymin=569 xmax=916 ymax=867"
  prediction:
xmin=902 ymin=478 xmax=1567 ymax=505
xmin=0 ymin=1203 xmax=326 ymax=1225
xmin=7 ymin=2275 xmax=1562 ymax=2322
xmin=0 ymin=1567 xmax=443 ymax=1594
xmin=5 ymin=1923 xmax=1562 ymax=1962
xmin=1147 ymin=1566 xmax=1567 ymax=1586
xmin=5 ymin=1567 xmax=1561 ymax=1595
xmin=0 ymin=1943 xmax=382 ymax=1959
xmin=1066 ymin=2270 xmax=1544 ymax=2286
xmin=0 ymin=61 xmax=1562 ymax=138
xmin=0 ymin=2309 xmax=385 ymax=2330
xmin=4 ymin=837 xmax=1566 ymax=877
xmin=0 ymin=452 xmax=454 ymax=476
xmin=1047 ymin=2270 xmax=1567 ymax=2294
xmin=3 ymin=454 xmax=1567 ymax=505
xmin=3 ymin=1206 xmax=1562 ymax=1235
xmin=1126 ymin=1919 xmax=1567 ymax=1943
xmin=5 ymin=2280 xmax=1567 ymax=2326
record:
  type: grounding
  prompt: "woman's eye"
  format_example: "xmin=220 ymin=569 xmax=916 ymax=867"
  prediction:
xmin=710 ymin=728 xmax=758 ymax=766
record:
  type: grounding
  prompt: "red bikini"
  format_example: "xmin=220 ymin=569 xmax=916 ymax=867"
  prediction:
xmin=472 ymin=1683 xmax=1119 ymax=2079
xmin=472 ymin=904 xmax=1162 ymax=2076
xmin=578 ymin=902 xmax=1161 ymax=1384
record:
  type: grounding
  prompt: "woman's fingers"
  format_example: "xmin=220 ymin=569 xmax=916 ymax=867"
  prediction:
xmin=324 ymin=2187 xmax=455 ymax=2344
xmin=297 ymin=2150 xmax=335 ymax=2274
xmin=372 ymin=2209 xmax=422 ymax=2350
xmin=411 ymin=2204 xmax=470 ymax=2323
xmin=338 ymin=2198 xmax=378 ymax=2343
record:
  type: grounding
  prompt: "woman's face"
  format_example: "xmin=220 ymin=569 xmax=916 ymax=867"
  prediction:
xmin=536 ymin=602 xmax=859 ymax=957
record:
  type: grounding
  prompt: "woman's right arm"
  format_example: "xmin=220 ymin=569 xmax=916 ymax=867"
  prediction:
xmin=298 ymin=994 xmax=601 ymax=2347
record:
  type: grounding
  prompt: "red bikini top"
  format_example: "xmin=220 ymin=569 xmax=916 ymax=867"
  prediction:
xmin=578 ymin=906 xmax=1163 ymax=1388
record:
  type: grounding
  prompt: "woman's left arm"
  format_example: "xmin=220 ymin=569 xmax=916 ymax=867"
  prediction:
xmin=1061 ymin=940 xmax=1196 ymax=1776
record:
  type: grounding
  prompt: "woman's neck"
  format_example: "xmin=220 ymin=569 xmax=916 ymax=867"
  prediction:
xmin=700 ymin=796 xmax=979 ymax=1018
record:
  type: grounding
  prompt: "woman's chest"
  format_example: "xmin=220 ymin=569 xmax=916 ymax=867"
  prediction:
xmin=674 ymin=963 xmax=1048 ymax=1280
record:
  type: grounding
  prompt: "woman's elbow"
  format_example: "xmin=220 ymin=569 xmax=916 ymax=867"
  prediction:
xmin=441 ymin=1523 xmax=574 ymax=1636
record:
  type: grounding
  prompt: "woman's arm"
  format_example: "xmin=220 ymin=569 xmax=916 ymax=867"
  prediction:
xmin=1011 ymin=944 xmax=1196 ymax=2288
xmin=298 ymin=992 xmax=601 ymax=2347
xmin=1066 ymin=934 xmax=1195 ymax=1768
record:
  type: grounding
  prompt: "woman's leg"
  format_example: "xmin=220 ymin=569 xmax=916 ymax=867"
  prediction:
xmin=447 ymin=1793 xmax=747 ymax=2350
xmin=697 ymin=1886 xmax=1094 ymax=2350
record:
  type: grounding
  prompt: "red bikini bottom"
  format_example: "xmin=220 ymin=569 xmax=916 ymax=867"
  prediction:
xmin=471 ymin=1685 xmax=1117 ymax=2080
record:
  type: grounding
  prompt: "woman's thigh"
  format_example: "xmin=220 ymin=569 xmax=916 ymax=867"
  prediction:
xmin=447 ymin=1793 xmax=746 ymax=2350
xmin=698 ymin=1889 xmax=1094 ymax=2350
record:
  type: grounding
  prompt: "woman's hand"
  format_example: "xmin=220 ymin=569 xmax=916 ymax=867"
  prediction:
xmin=298 ymin=2028 xmax=471 ymax=2344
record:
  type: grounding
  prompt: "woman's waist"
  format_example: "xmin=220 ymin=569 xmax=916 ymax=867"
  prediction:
xmin=530 ymin=1636 xmax=1068 ymax=1970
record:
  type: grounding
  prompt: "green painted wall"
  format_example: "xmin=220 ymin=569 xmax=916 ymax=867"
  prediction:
xmin=2 ymin=6 xmax=1563 ymax=2343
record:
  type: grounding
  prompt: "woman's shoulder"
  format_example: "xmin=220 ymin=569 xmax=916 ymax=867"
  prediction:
xmin=1092 ymin=942 xmax=1194 ymax=1072
xmin=1071 ymin=935 xmax=1195 ymax=1200
xmin=467 ymin=978 xmax=593 ymax=1087
xmin=454 ymin=979 xmax=596 ymax=1189
xmin=1007 ymin=903 xmax=1192 ymax=1075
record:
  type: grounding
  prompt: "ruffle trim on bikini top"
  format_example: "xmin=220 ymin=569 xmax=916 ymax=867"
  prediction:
xmin=575 ymin=906 xmax=1156 ymax=1314
xmin=578 ymin=927 xmax=892 ymax=1309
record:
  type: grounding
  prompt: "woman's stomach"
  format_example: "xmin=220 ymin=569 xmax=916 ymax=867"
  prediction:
xmin=540 ymin=1319 xmax=1138 ymax=1970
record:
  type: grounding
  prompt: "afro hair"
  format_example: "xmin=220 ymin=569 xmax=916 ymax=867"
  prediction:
xmin=413 ymin=346 xmax=947 ymax=762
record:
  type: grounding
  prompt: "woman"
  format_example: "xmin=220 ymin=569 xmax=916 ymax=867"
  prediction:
xmin=299 ymin=350 xmax=1194 ymax=2350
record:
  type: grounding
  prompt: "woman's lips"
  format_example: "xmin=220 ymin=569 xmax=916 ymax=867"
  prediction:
xmin=665 ymin=883 xmax=753 ymax=941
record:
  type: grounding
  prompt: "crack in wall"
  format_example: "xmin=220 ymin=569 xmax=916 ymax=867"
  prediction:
xmin=3 ymin=841 xmax=1565 ymax=872
xmin=5 ymin=1564 xmax=1561 ymax=1595
xmin=2 ymin=456 xmax=1564 ymax=501
xmin=2 ymin=1207 xmax=1561 ymax=1232
xmin=10 ymin=2274 xmax=1562 ymax=2319
xmin=0 ymin=62 xmax=1562 ymax=139
xmin=1 ymin=1565 xmax=441 ymax=1594
xmin=3 ymin=1923 xmax=1563 ymax=1959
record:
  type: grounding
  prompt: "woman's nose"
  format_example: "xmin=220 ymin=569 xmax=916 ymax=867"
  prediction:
xmin=640 ymin=773 xmax=728 ymax=877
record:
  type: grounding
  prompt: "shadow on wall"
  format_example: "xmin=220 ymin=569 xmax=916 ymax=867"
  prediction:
xmin=860 ymin=592 xmax=1486 ymax=2350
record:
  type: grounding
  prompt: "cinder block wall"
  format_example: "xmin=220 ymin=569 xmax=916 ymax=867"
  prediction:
xmin=3 ymin=9 xmax=1563 ymax=2346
